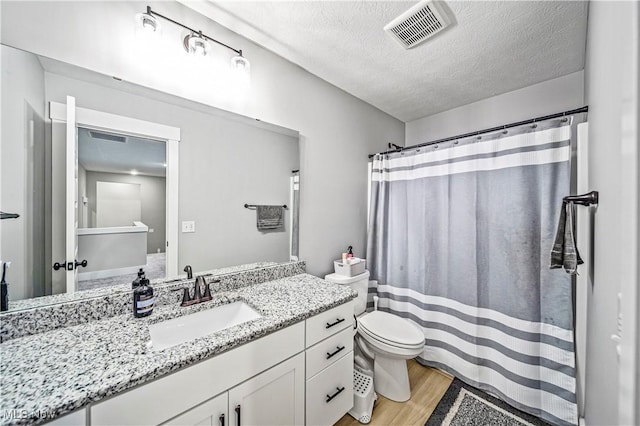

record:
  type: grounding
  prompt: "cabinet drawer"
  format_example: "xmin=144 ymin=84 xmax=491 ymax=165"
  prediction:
xmin=306 ymin=327 xmax=353 ymax=379
xmin=306 ymin=301 xmax=353 ymax=347
xmin=306 ymin=351 xmax=354 ymax=426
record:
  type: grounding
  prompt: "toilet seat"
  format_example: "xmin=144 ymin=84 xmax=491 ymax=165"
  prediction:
xmin=358 ymin=311 xmax=424 ymax=350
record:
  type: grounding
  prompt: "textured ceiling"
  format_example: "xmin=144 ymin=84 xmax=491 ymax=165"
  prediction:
xmin=184 ymin=1 xmax=588 ymax=122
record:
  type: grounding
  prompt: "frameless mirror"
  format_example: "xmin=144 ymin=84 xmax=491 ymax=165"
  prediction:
xmin=0 ymin=43 xmax=300 ymax=311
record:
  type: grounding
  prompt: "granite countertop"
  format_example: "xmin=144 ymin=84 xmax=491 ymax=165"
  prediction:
xmin=0 ymin=273 xmax=356 ymax=425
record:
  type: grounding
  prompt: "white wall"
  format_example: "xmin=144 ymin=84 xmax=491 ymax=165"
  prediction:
xmin=0 ymin=45 xmax=46 ymax=300
xmin=95 ymin=181 xmax=142 ymax=228
xmin=0 ymin=1 xmax=405 ymax=277
xmin=584 ymin=2 xmax=639 ymax=425
xmin=405 ymin=71 xmax=584 ymax=145
xmin=85 ymin=172 xmax=166 ymax=255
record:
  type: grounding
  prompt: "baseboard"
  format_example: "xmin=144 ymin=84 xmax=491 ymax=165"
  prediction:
xmin=78 ymin=265 xmax=143 ymax=281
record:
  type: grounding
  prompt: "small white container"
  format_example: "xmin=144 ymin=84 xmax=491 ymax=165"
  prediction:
xmin=333 ymin=258 xmax=366 ymax=277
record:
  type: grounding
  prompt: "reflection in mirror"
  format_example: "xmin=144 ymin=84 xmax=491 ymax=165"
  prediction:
xmin=0 ymin=43 xmax=300 ymax=311
xmin=76 ymin=129 xmax=167 ymax=291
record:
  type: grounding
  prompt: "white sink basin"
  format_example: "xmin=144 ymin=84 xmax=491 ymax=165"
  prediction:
xmin=148 ymin=301 xmax=261 ymax=352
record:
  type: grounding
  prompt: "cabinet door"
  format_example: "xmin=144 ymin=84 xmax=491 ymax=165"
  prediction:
xmin=228 ymin=353 xmax=304 ymax=426
xmin=163 ymin=392 xmax=228 ymax=426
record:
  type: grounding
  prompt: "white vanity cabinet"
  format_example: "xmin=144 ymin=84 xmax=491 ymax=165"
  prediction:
xmin=164 ymin=352 xmax=305 ymax=426
xmin=91 ymin=323 xmax=305 ymax=426
xmin=88 ymin=301 xmax=354 ymax=426
xmin=305 ymin=302 xmax=355 ymax=426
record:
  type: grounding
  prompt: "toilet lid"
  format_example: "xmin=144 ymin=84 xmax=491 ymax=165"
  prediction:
xmin=358 ymin=311 xmax=424 ymax=348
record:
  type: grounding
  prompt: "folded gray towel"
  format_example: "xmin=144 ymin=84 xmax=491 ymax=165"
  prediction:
xmin=550 ymin=201 xmax=583 ymax=274
xmin=256 ymin=205 xmax=284 ymax=230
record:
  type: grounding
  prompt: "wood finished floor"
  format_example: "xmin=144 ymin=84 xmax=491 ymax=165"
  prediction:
xmin=335 ymin=359 xmax=453 ymax=426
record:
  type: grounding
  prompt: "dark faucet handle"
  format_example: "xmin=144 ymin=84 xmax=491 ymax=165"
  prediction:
xmin=193 ymin=276 xmax=204 ymax=303
xmin=172 ymin=287 xmax=194 ymax=306
xmin=201 ymin=278 xmax=216 ymax=302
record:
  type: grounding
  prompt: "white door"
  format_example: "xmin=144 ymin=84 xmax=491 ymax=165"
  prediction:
xmin=228 ymin=353 xmax=305 ymax=426
xmin=64 ymin=96 xmax=80 ymax=293
xmin=50 ymin=96 xmax=83 ymax=293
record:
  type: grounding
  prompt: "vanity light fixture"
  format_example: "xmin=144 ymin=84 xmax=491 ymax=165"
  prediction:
xmin=135 ymin=8 xmax=160 ymax=34
xmin=136 ymin=6 xmax=250 ymax=79
xmin=131 ymin=170 xmax=139 ymax=176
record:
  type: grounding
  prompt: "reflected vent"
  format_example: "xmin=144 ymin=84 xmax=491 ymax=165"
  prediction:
xmin=89 ymin=130 xmax=127 ymax=143
xmin=384 ymin=0 xmax=452 ymax=49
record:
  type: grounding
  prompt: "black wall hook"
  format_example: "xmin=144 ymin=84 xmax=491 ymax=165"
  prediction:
xmin=563 ymin=191 xmax=599 ymax=206
xmin=0 ymin=211 xmax=19 ymax=220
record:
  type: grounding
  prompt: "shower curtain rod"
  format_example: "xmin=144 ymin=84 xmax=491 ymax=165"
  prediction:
xmin=368 ymin=106 xmax=589 ymax=159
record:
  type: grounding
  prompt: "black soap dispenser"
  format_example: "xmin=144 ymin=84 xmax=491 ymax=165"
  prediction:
xmin=132 ymin=268 xmax=144 ymax=289
xmin=133 ymin=271 xmax=154 ymax=318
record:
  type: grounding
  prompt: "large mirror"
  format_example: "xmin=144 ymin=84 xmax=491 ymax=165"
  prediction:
xmin=0 ymin=43 xmax=300 ymax=310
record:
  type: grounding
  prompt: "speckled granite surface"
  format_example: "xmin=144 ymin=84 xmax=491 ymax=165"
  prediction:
xmin=0 ymin=273 xmax=356 ymax=426
xmin=0 ymin=261 xmax=305 ymax=342
xmin=7 ymin=261 xmax=283 ymax=312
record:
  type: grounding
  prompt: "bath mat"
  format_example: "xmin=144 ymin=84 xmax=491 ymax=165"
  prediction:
xmin=425 ymin=378 xmax=552 ymax=426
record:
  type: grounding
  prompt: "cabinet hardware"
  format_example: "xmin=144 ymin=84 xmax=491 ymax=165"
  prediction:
xmin=235 ymin=405 xmax=241 ymax=426
xmin=326 ymin=386 xmax=345 ymax=403
xmin=326 ymin=345 xmax=345 ymax=359
xmin=219 ymin=413 xmax=225 ymax=426
xmin=75 ymin=259 xmax=88 ymax=269
xmin=325 ymin=318 xmax=345 ymax=329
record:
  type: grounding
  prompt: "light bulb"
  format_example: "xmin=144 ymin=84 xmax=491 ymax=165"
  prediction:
xmin=231 ymin=53 xmax=250 ymax=85
xmin=186 ymin=33 xmax=210 ymax=57
xmin=135 ymin=12 xmax=159 ymax=34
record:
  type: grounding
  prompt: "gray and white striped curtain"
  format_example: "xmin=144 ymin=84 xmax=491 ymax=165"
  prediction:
xmin=367 ymin=121 xmax=577 ymax=426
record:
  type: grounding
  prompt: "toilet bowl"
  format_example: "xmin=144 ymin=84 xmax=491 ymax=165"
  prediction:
xmin=324 ymin=271 xmax=425 ymax=402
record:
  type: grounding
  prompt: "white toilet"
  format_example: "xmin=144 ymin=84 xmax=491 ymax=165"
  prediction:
xmin=325 ymin=271 xmax=425 ymax=402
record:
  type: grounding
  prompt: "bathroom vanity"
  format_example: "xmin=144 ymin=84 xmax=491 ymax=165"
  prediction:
xmin=0 ymin=263 xmax=356 ymax=426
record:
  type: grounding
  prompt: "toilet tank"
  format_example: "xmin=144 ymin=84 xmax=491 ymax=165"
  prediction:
xmin=324 ymin=270 xmax=370 ymax=315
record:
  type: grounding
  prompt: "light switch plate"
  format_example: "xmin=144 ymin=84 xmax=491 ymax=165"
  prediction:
xmin=182 ymin=221 xmax=195 ymax=233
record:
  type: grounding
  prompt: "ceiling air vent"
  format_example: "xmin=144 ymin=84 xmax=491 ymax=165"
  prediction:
xmin=384 ymin=0 xmax=452 ymax=49
xmin=89 ymin=130 xmax=127 ymax=143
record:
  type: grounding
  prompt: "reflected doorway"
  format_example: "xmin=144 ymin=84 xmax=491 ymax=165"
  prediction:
xmin=75 ymin=127 xmax=167 ymax=290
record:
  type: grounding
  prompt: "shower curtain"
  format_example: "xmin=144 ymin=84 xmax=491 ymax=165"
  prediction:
xmin=367 ymin=121 xmax=577 ymax=426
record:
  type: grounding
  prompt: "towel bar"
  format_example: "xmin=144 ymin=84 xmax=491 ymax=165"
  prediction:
xmin=244 ymin=204 xmax=287 ymax=209
xmin=563 ymin=191 xmax=598 ymax=206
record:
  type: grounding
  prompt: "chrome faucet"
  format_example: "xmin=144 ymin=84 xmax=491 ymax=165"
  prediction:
xmin=184 ymin=265 xmax=193 ymax=280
